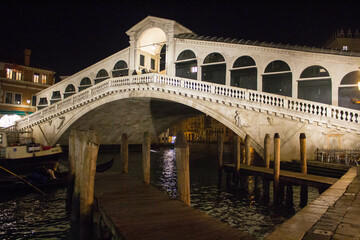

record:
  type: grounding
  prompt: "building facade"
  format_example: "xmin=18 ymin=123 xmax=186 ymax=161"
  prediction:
xmin=0 ymin=49 xmax=55 ymax=127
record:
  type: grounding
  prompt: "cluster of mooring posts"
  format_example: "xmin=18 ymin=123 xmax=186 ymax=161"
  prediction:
xmin=65 ymin=129 xmax=194 ymax=239
xmin=219 ymin=132 xmax=330 ymax=208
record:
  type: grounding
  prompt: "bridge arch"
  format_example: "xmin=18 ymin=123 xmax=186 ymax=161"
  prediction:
xmin=175 ymin=50 xmax=198 ymax=80
xmin=298 ymin=65 xmax=332 ymax=104
xmin=262 ymin=60 xmax=292 ymax=97
xmin=95 ymin=69 xmax=110 ymax=84
xmin=50 ymin=89 xmax=263 ymax=157
xmin=79 ymin=77 xmax=92 ymax=92
xmin=230 ymin=55 xmax=257 ymax=90
xmin=338 ymin=71 xmax=360 ymax=110
xmin=137 ymin=27 xmax=167 ymax=73
xmin=202 ymin=52 xmax=226 ymax=85
xmin=64 ymin=84 xmax=76 ymax=99
xmin=112 ymin=60 xmax=128 ymax=77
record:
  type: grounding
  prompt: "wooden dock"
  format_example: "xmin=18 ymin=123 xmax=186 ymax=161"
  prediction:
xmin=223 ymin=164 xmax=338 ymax=188
xmin=93 ymin=172 xmax=253 ymax=240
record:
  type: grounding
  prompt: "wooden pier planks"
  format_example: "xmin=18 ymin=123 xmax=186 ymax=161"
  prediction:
xmin=223 ymin=164 xmax=338 ymax=188
xmin=94 ymin=172 xmax=253 ymax=240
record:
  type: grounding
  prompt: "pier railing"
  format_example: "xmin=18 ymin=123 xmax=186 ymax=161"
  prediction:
xmin=315 ymin=148 xmax=360 ymax=166
xmin=16 ymin=73 xmax=360 ymax=132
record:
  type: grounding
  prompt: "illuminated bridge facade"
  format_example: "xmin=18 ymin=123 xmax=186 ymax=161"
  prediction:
xmin=16 ymin=16 xmax=360 ymax=161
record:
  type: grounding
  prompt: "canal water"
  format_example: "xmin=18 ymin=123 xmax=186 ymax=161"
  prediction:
xmin=0 ymin=144 xmax=320 ymax=239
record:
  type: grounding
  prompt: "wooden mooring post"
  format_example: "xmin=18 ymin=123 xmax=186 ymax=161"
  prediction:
xmin=217 ymin=133 xmax=224 ymax=184
xmin=142 ymin=132 xmax=150 ymax=184
xmin=263 ymin=134 xmax=271 ymax=203
xmin=300 ymin=133 xmax=308 ymax=208
xmin=79 ymin=130 xmax=99 ymax=240
xmin=66 ymin=130 xmax=76 ymax=212
xmin=273 ymin=133 xmax=280 ymax=205
xmin=68 ymin=130 xmax=100 ymax=240
xmin=176 ymin=131 xmax=190 ymax=206
xmin=121 ymin=133 xmax=128 ymax=174
xmin=234 ymin=135 xmax=241 ymax=188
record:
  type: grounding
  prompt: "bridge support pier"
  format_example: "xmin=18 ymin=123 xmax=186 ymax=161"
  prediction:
xmin=121 ymin=133 xmax=128 ymax=174
xmin=176 ymin=131 xmax=190 ymax=206
xmin=142 ymin=132 xmax=150 ymax=184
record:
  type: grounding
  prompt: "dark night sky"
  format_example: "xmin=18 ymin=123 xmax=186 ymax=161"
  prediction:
xmin=1 ymin=0 xmax=360 ymax=78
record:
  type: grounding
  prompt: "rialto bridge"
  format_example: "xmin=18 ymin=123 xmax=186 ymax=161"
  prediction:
xmin=16 ymin=16 xmax=360 ymax=161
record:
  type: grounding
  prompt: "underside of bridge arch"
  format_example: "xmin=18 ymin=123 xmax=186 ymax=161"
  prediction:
xmin=55 ymin=98 xmax=202 ymax=145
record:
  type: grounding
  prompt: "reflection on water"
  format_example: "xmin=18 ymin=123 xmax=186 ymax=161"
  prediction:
xmin=150 ymin=147 xmax=320 ymax=240
xmin=0 ymin=188 xmax=70 ymax=239
xmin=0 ymin=146 xmax=320 ymax=240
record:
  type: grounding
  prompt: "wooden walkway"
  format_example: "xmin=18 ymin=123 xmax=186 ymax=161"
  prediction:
xmin=223 ymin=164 xmax=338 ymax=188
xmin=94 ymin=172 xmax=253 ymax=240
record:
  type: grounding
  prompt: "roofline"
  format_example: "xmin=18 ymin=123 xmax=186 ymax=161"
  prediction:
xmin=175 ymin=33 xmax=360 ymax=58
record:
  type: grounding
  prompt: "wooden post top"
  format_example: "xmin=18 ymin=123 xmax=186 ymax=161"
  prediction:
xmin=175 ymin=131 xmax=188 ymax=148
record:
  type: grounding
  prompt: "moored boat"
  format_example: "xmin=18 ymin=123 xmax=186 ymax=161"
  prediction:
xmin=0 ymin=128 xmax=62 ymax=171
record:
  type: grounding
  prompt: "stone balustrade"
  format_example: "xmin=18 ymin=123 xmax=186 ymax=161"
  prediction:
xmin=16 ymin=74 xmax=360 ymax=132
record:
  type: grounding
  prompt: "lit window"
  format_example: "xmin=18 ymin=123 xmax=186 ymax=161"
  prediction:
xmin=343 ymin=46 xmax=348 ymax=51
xmin=34 ymin=73 xmax=39 ymax=83
xmin=15 ymin=71 xmax=22 ymax=80
xmin=191 ymin=66 xmax=198 ymax=73
xmin=6 ymin=69 xmax=12 ymax=79
xmin=14 ymin=93 xmax=21 ymax=105
xmin=6 ymin=68 xmax=22 ymax=80
xmin=41 ymin=75 xmax=47 ymax=84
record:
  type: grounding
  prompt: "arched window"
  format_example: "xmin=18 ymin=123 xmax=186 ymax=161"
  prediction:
xmin=298 ymin=66 xmax=331 ymax=104
xmin=338 ymin=71 xmax=360 ymax=110
xmin=112 ymin=60 xmax=128 ymax=77
xmin=50 ymin=91 xmax=61 ymax=105
xmin=175 ymin=50 xmax=198 ymax=80
xmin=64 ymin=84 xmax=76 ymax=99
xmin=38 ymin=97 xmax=48 ymax=110
xmin=262 ymin=60 xmax=292 ymax=97
xmin=94 ymin=69 xmax=109 ymax=84
xmin=231 ymin=56 xmax=257 ymax=90
xmin=79 ymin=77 xmax=92 ymax=92
xmin=202 ymin=52 xmax=226 ymax=85
xmin=160 ymin=44 xmax=166 ymax=72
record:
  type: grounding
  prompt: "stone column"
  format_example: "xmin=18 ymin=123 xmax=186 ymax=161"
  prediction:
xmin=176 ymin=131 xmax=190 ymax=206
xmin=121 ymin=133 xmax=128 ymax=174
xmin=142 ymin=132 xmax=151 ymax=184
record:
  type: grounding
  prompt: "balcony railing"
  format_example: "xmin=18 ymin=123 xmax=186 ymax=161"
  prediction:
xmin=16 ymin=73 xmax=360 ymax=131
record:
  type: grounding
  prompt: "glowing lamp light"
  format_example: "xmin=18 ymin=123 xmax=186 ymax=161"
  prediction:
xmin=26 ymin=99 xmax=31 ymax=104
xmin=358 ymin=81 xmax=360 ymax=91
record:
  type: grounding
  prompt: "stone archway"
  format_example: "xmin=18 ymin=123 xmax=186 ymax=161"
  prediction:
xmin=137 ymin=28 xmax=167 ymax=74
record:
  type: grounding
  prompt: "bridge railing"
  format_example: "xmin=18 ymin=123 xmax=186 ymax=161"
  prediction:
xmin=16 ymin=73 xmax=360 ymax=130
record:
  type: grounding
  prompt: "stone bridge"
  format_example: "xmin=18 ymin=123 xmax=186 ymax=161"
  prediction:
xmin=16 ymin=73 xmax=360 ymax=161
